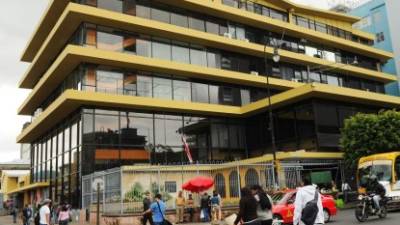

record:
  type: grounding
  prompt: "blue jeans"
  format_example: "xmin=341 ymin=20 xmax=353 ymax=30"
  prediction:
xmin=201 ymin=208 xmax=210 ymax=222
xmin=153 ymin=222 xmax=163 ymax=225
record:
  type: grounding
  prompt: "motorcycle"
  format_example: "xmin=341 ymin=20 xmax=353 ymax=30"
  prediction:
xmin=355 ymin=193 xmax=389 ymax=222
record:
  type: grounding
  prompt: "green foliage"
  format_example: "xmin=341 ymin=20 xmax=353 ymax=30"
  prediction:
xmin=124 ymin=182 xmax=144 ymax=202
xmin=340 ymin=110 xmax=400 ymax=170
xmin=150 ymin=182 xmax=172 ymax=202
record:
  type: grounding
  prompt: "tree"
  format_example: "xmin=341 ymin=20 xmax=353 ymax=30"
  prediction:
xmin=340 ymin=110 xmax=400 ymax=170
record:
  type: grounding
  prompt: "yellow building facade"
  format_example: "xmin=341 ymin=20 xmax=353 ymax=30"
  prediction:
xmin=17 ymin=0 xmax=399 ymax=208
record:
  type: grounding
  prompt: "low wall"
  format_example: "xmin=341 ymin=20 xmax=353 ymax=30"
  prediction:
xmin=88 ymin=207 xmax=239 ymax=225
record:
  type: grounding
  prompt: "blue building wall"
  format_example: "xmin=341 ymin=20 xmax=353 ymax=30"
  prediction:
xmin=350 ymin=0 xmax=399 ymax=96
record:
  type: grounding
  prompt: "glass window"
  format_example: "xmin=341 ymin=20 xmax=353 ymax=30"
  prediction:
xmin=96 ymin=70 xmax=124 ymax=94
xmin=153 ymin=77 xmax=172 ymax=100
xmin=136 ymin=3 xmax=150 ymax=19
xmin=262 ymin=6 xmax=270 ymax=17
xmin=151 ymin=8 xmax=170 ymax=23
xmin=227 ymin=23 xmax=236 ymax=39
xmin=123 ymin=73 xmax=137 ymax=96
xmin=241 ymin=89 xmax=250 ymax=105
xmin=172 ymin=42 xmax=190 ymax=64
xmin=297 ymin=16 xmax=309 ymax=28
xmin=192 ymin=83 xmax=209 ymax=103
xmin=94 ymin=113 xmax=119 ymax=145
xmin=246 ymin=2 xmax=254 ymax=12
xmin=173 ymin=80 xmax=191 ymax=102
xmin=64 ymin=127 xmax=70 ymax=152
xmin=308 ymin=20 xmax=316 ymax=30
xmin=97 ymin=31 xmax=123 ymax=52
xmin=207 ymin=50 xmax=221 ymax=68
xmin=236 ymin=25 xmax=246 ymax=40
xmin=222 ymin=0 xmax=238 ymax=7
xmin=136 ymin=37 xmax=152 ymax=57
xmin=315 ymin=103 xmax=339 ymax=133
xmin=209 ymin=85 xmax=220 ymax=104
xmin=254 ymin=4 xmax=262 ymax=14
xmin=206 ymin=20 xmax=219 ymax=35
xmin=316 ymin=22 xmax=327 ymax=33
xmin=123 ymin=0 xmax=136 ymax=15
xmin=327 ymin=75 xmax=340 ymax=86
xmin=137 ymin=75 xmax=152 ymax=97
xmin=152 ymin=39 xmax=171 ymax=60
xmin=97 ymin=0 xmax=123 ymax=12
xmin=190 ymin=46 xmax=207 ymax=66
xmin=155 ymin=115 xmax=182 ymax=149
xmin=71 ymin=122 xmax=78 ymax=149
xmin=309 ymin=72 xmax=321 ymax=83
xmin=120 ymin=112 xmax=154 ymax=147
xmin=189 ymin=16 xmax=205 ymax=32
xmin=83 ymin=113 xmax=94 ymax=135
xmin=345 ymin=77 xmax=361 ymax=89
xmin=171 ymin=12 xmax=188 ymax=27
xmin=270 ymin=9 xmax=286 ymax=21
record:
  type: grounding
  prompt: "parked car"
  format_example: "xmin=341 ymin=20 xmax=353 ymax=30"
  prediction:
xmin=272 ymin=189 xmax=337 ymax=224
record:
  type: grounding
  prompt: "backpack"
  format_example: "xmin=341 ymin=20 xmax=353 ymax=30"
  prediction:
xmin=301 ymin=190 xmax=319 ymax=225
xmin=259 ymin=193 xmax=272 ymax=210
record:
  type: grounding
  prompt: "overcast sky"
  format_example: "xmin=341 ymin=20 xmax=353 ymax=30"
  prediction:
xmin=0 ymin=0 xmax=342 ymax=163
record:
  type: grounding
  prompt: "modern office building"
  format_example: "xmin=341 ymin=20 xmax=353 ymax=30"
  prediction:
xmin=350 ymin=0 xmax=400 ymax=95
xmin=17 ymin=0 xmax=399 ymax=208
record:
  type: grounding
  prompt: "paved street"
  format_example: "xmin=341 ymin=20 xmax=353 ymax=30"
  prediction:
xmin=1 ymin=209 xmax=400 ymax=225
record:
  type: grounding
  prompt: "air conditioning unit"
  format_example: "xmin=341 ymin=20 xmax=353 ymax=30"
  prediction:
xmin=250 ymin=71 xmax=259 ymax=76
xmin=291 ymin=78 xmax=300 ymax=82
xmin=223 ymin=32 xmax=232 ymax=39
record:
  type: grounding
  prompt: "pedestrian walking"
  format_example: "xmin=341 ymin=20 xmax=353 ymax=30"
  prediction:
xmin=186 ymin=194 xmax=195 ymax=223
xmin=210 ymin=191 xmax=222 ymax=222
xmin=293 ymin=176 xmax=324 ymax=225
xmin=341 ymin=180 xmax=351 ymax=203
xmin=39 ymin=199 xmax=52 ymax=225
xmin=200 ymin=193 xmax=210 ymax=222
xmin=142 ymin=191 xmax=154 ymax=225
xmin=23 ymin=204 xmax=33 ymax=225
xmin=234 ymin=187 xmax=260 ymax=225
xmin=143 ymin=194 xmax=167 ymax=225
xmin=58 ymin=204 xmax=71 ymax=225
xmin=176 ymin=191 xmax=186 ymax=223
xmin=251 ymin=185 xmax=273 ymax=225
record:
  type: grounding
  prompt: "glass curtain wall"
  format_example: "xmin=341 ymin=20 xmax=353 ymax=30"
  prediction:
xmin=81 ymin=107 xmax=247 ymax=175
xmin=35 ymin=64 xmax=272 ymax=113
xmin=68 ymin=23 xmax=384 ymax=92
xmin=70 ymin=0 xmax=381 ymax=70
xmin=31 ymin=115 xmax=81 ymax=207
xmin=245 ymin=99 xmax=381 ymax=155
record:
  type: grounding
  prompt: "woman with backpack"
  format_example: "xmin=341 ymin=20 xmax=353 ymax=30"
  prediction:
xmin=251 ymin=185 xmax=273 ymax=225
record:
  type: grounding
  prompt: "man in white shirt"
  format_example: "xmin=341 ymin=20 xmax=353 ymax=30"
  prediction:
xmin=293 ymin=177 xmax=324 ymax=225
xmin=39 ymin=199 xmax=51 ymax=225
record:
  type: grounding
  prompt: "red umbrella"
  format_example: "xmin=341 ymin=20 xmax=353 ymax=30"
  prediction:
xmin=182 ymin=176 xmax=214 ymax=193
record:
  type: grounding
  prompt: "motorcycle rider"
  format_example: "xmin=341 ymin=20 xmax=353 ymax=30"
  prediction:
xmin=366 ymin=175 xmax=386 ymax=214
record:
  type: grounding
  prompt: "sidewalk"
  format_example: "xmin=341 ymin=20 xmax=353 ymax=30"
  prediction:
xmin=0 ymin=216 xmax=90 ymax=225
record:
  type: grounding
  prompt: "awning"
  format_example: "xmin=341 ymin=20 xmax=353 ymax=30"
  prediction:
xmin=6 ymin=182 xmax=49 ymax=195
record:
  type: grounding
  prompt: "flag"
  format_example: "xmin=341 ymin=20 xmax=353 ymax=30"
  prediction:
xmin=182 ymin=135 xmax=193 ymax=164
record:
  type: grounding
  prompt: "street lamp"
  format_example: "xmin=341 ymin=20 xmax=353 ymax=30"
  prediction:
xmin=263 ymin=35 xmax=282 ymax=188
